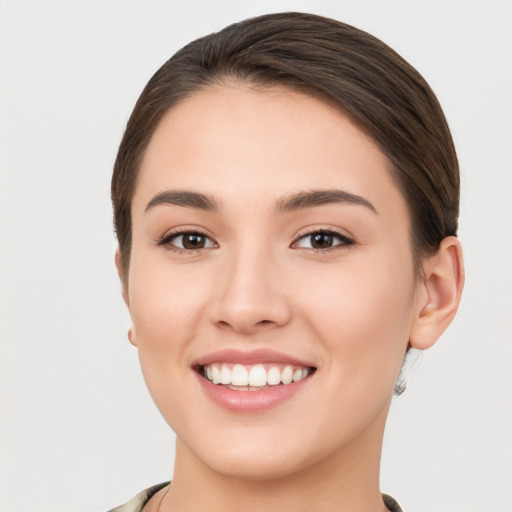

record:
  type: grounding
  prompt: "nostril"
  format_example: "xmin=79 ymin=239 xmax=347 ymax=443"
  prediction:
xmin=215 ymin=317 xmax=279 ymax=334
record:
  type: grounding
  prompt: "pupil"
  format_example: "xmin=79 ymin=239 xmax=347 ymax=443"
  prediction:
xmin=183 ymin=234 xmax=205 ymax=249
xmin=312 ymin=233 xmax=333 ymax=249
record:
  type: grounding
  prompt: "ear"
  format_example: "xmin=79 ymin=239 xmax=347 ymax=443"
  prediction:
xmin=115 ymin=249 xmax=137 ymax=347
xmin=410 ymin=236 xmax=464 ymax=350
xmin=115 ymin=248 xmax=130 ymax=308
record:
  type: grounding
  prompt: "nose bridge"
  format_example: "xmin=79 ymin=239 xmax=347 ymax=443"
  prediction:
xmin=212 ymin=239 xmax=290 ymax=333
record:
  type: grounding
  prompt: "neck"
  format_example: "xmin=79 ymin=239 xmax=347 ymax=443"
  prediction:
xmin=163 ymin=408 xmax=390 ymax=512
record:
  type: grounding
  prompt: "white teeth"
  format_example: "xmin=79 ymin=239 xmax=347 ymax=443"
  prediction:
xmin=220 ymin=364 xmax=231 ymax=385
xmin=292 ymin=368 xmax=302 ymax=382
xmin=211 ymin=365 xmax=221 ymax=384
xmin=203 ymin=363 xmax=311 ymax=388
xmin=281 ymin=366 xmax=293 ymax=385
xmin=231 ymin=364 xmax=249 ymax=386
xmin=266 ymin=366 xmax=281 ymax=386
xmin=249 ymin=364 xmax=267 ymax=387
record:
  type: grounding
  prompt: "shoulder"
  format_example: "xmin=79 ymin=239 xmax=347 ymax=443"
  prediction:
xmin=107 ymin=483 xmax=170 ymax=512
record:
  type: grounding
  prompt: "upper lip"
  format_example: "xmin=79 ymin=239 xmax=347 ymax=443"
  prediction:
xmin=193 ymin=348 xmax=316 ymax=368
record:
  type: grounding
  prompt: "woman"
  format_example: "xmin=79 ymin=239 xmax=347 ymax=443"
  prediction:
xmin=109 ymin=12 xmax=464 ymax=512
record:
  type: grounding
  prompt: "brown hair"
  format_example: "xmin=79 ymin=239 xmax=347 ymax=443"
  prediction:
xmin=112 ymin=12 xmax=459 ymax=275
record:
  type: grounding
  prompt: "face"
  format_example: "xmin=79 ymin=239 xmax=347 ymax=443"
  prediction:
xmin=124 ymin=84 xmax=424 ymax=480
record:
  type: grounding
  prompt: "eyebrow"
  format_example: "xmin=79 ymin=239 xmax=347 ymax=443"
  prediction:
xmin=145 ymin=189 xmax=220 ymax=212
xmin=144 ymin=188 xmax=377 ymax=215
xmin=275 ymin=189 xmax=377 ymax=215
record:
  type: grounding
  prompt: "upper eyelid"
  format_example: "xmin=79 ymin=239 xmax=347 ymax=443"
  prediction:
xmin=156 ymin=229 xmax=218 ymax=249
xmin=158 ymin=226 xmax=216 ymax=240
xmin=156 ymin=225 xmax=354 ymax=247
xmin=293 ymin=226 xmax=354 ymax=241
xmin=291 ymin=227 xmax=355 ymax=248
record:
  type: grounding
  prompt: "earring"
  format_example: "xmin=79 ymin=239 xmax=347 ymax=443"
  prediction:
xmin=394 ymin=381 xmax=406 ymax=396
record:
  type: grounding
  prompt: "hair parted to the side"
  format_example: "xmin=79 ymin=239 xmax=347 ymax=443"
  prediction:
xmin=112 ymin=11 xmax=459 ymax=277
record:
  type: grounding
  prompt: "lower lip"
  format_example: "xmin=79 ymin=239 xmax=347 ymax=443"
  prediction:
xmin=196 ymin=372 xmax=312 ymax=412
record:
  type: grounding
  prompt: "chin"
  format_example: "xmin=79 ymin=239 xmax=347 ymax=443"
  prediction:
xmin=175 ymin=420 xmax=346 ymax=484
xmin=199 ymin=445 xmax=313 ymax=482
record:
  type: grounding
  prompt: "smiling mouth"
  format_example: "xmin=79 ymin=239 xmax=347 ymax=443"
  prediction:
xmin=197 ymin=363 xmax=316 ymax=391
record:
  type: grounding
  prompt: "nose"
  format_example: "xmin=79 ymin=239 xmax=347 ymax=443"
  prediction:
xmin=210 ymin=248 xmax=292 ymax=335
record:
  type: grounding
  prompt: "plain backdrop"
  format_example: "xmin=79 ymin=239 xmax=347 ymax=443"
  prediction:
xmin=0 ymin=1 xmax=511 ymax=511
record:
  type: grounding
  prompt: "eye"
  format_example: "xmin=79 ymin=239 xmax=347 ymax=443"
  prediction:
xmin=158 ymin=231 xmax=217 ymax=251
xmin=292 ymin=230 xmax=354 ymax=251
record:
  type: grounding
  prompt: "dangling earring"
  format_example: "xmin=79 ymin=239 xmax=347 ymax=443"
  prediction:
xmin=393 ymin=347 xmax=421 ymax=396
xmin=394 ymin=380 xmax=406 ymax=396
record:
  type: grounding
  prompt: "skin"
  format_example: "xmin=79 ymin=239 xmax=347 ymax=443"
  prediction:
xmin=117 ymin=84 xmax=464 ymax=512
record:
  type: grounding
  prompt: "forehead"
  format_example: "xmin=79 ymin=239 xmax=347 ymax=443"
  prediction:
xmin=133 ymin=84 xmax=407 ymax=219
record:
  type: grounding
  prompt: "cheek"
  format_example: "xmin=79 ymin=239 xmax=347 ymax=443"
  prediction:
xmin=298 ymin=255 xmax=416 ymax=379
xmin=127 ymin=253 xmax=213 ymax=378
xmin=130 ymin=250 xmax=208 ymax=327
xmin=126 ymin=258 xmax=211 ymax=424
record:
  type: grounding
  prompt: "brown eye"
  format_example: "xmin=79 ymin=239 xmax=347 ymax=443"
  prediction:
xmin=310 ymin=233 xmax=335 ymax=249
xmin=182 ymin=234 xmax=207 ymax=249
xmin=160 ymin=232 xmax=216 ymax=251
xmin=293 ymin=230 xmax=354 ymax=251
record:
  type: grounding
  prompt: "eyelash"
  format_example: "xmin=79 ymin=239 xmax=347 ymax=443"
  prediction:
xmin=156 ymin=229 xmax=218 ymax=254
xmin=291 ymin=228 xmax=355 ymax=253
xmin=156 ymin=228 xmax=355 ymax=254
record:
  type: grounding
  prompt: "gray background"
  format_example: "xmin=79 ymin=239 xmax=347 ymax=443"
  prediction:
xmin=1 ymin=1 xmax=511 ymax=511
